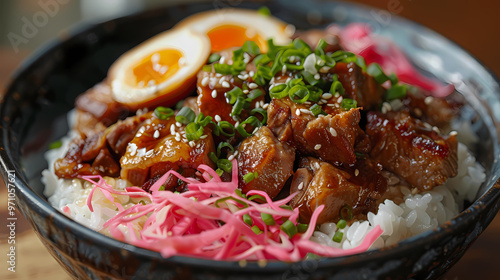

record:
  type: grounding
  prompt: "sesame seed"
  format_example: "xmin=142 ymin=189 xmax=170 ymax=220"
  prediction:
xmin=175 ymin=136 xmax=181 ymax=142
xmin=297 ymin=182 xmax=304 ymax=190
xmin=249 ymin=83 xmax=258 ymax=89
xmin=330 ymin=127 xmax=337 ymax=137
xmin=319 ymin=66 xmax=330 ymax=73
xmin=219 ymin=56 xmax=226 ymax=64
xmin=320 ymin=99 xmax=327 ymax=104
xmin=424 ymin=96 xmax=434 ymax=105
xmin=253 ymin=127 xmax=259 ymax=134
xmin=196 ymin=143 xmax=201 ymax=148
xmin=282 ymin=64 xmax=287 ymax=74
xmin=176 ymin=122 xmax=182 ymax=127
xmin=337 ymin=96 xmax=343 ymax=103
xmin=314 ymin=162 xmax=320 ymax=169
xmin=220 ymin=76 xmax=226 ymax=82
xmin=215 ymin=73 xmax=222 ymax=77
xmin=296 ymin=109 xmax=301 ymax=116
xmin=432 ymin=126 xmax=441 ymax=134
xmin=228 ymin=155 xmax=235 ymax=161
xmin=262 ymin=103 xmax=269 ymax=109
xmin=334 ymin=93 xmax=340 ymax=98
xmin=170 ymin=124 xmax=176 ymax=135
xmin=222 ymin=81 xmax=230 ymax=88
xmin=449 ymin=130 xmax=458 ymax=136
xmin=234 ymin=121 xmax=240 ymax=128
xmin=211 ymin=90 xmax=217 ymax=98
xmin=314 ymin=144 xmax=322 ymax=150
xmin=234 ymin=151 xmax=239 ymax=156
xmin=300 ymin=108 xmax=310 ymax=114
xmin=201 ymin=76 xmax=209 ymax=86
xmin=381 ymin=106 xmax=387 ymax=114
xmin=314 ymin=73 xmax=320 ymax=80
xmin=153 ymin=130 xmax=160 ymax=139
xmin=354 ymin=169 xmax=359 ymax=176
xmin=189 ymin=141 xmax=195 ymax=148
xmin=175 ymin=132 xmax=181 ymax=138
xmin=243 ymin=89 xmax=249 ymax=94
xmin=215 ymin=115 xmax=222 ymax=122
xmin=200 ymin=135 xmax=208 ymax=139
xmin=249 ymin=71 xmax=255 ymax=77
xmin=322 ymin=93 xmax=333 ymax=99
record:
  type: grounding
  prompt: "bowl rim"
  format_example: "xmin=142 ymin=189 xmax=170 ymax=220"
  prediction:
xmin=2 ymin=0 xmax=500 ymax=271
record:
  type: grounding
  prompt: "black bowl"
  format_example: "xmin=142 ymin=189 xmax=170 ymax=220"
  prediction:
xmin=2 ymin=1 xmax=500 ymax=279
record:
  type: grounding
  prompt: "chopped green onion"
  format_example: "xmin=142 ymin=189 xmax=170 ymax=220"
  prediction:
xmin=185 ymin=122 xmax=204 ymax=141
xmin=139 ymin=200 xmax=146 ymax=205
xmin=247 ymin=194 xmax=265 ymax=201
xmin=236 ymin=116 xmax=261 ymax=138
xmin=250 ymin=108 xmax=267 ymax=125
xmin=297 ymin=223 xmax=309 ymax=233
xmin=242 ymin=41 xmax=261 ymax=55
xmin=310 ymin=104 xmax=327 ymax=117
xmin=226 ymin=87 xmax=243 ymax=104
xmin=356 ymin=56 xmax=367 ymax=72
xmin=218 ymin=121 xmax=236 ymax=137
xmin=235 ymin=189 xmax=246 ymax=199
xmin=175 ymin=100 xmax=184 ymax=110
xmin=280 ymin=205 xmax=293 ymax=211
xmin=315 ymin=39 xmax=328 ymax=56
xmin=330 ymin=74 xmax=345 ymax=96
xmin=331 ymin=51 xmax=357 ymax=63
xmin=243 ymin=214 xmax=253 ymax=226
xmin=154 ymin=106 xmax=174 ymax=120
xmin=202 ymin=65 xmax=213 ymax=72
xmin=367 ymin=63 xmax=390 ymax=85
xmin=288 ymin=85 xmax=310 ymax=104
xmin=258 ymin=6 xmax=271 ymax=16
xmin=175 ymin=107 xmax=196 ymax=124
xmin=337 ymin=219 xmax=347 ymax=229
xmin=332 ymin=231 xmax=343 ymax=243
xmin=247 ymin=89 xmax=263 ymax=101
xmin=306 ymin=85 xmax=323 ymax=102
xmin=305 ymin=253 xmax=321 ymax=260
xmin=292 ymin=39 xmax=312 ymax=54
xmin=217 ymin=142 xmax=234 ymax=158
xmin=261 ymin=213 xmax=276 ymax=226
xmin=269 ymin=83 xmax=289 ymax=99
xmin=280 ymin=220 xmax=298 ymax=238
xmin=208 ymin=53 xmax=221 ymax=64
xmin=243 ymin=172 xmax=259 ymax=183
xmin=253 ymin=54 xmax=271 ymax=66
xmin=49 ymin=140 xmax=62 ymax=150
xmin=340 ymin=205 xmax=353 ymax=220
xmin=208 ymin=152 xmax=219 ymax=164
xmin=213 ymin=63 xmax=234 ymax=75
xmin=341 ymin=98 xmax=357 ymax=110
xmin=217 ymin=159 xmax=233 ymax=173
xmin=251 ymin=225 xmax=262 ymax=235
xmin=158 ymin=185 xmax=165 ymax=191
xmin=215 ymin=168 xmax=224 ymax=177
xmin=384 ymin=84 xmax=407 ymax=101
xmin=215 ymin=196 xmax=248 ymax=208
xmin=388 ymin=73 xmax=399 ymax=85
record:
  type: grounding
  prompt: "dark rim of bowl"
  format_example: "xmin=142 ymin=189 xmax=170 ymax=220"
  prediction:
xmin=2 ymin=0 xmax=500 ymax=271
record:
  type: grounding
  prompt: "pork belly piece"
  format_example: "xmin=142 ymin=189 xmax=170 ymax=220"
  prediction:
xmin=289 ymin=157 xmax=388 ymax=224
xmin=366 ymin=111 xmax=458 ymax=191
xmin=75 ymin=81 xmax=128 ymax=127
xmin=330 ymin=62 xmax=386 ymax=110
xmin=120 ymin=112 xmax=216 ymax=186
xmin=267 ymin=97 xmax=369 ymax=166
xmin=237 ymin=126 xmax=295 ymax=199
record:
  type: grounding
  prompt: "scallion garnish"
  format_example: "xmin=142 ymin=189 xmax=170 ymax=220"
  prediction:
xmin=258 ymin=6 xmax=271 ymax=16
xmin=247 ymin=194 xmax=265 ymax=201
xmin=297 ymin=223 xmax=309 ymax=233
xmin=330 ymin=74 xmax=345 ymax=96
xmin=340 ymin=98 xmax=358 ymax=110
xmin=175 ymin=107 xmax=196 ymax=124
xmin=217 ymin=159 xmax=233 ymax=173
xmin=236 ymin=116 xmax=262 ymax=137
xmin=158 ymin=185 xmax=166 ymax=191
xmin=288 ymin=85 xmax=310 ymax=104
xmin=235 ymin=189 xmax=246 ymax=199
xmin=280 ymin=220 xmax=298 ymax=238
xmin=243 ymin=172 xmax=258 ymax=183
xmin=251 ymin=225 xmax=262 ymax=235
xmin=280 ymin=205 xmax=293 ymax=211
xmin=340 ymin=205 xmax=353 ymax=220
xmin=367 ymin=63 xmax=390 ymax=85
xmin=332 ymin=231 xmax=343 ymax=243
xmin=250 ymin=108 xmax=268 ymax=125
xmin=214 ymin=196 xmax=248 ymax=208
xmin=49 ymin=140 xmax=62 ymax=150
xmin=337 ymin=219 xmax=347 ymax=229
xmin=310 ymin=104 xmax=327 ymax=117
xmin=218 ymin=121 xmax=236 ymax=137
xmin=185 ymin=122 xmax=204 ymax=141
xmin=261 ymin=213 xmax=276 ymax=226
xmin=243 ymin=214 xmax=253 ymax=226
xmin=269 ymin=83 xmax=289 ymax=99
xmin=208 ymin=53 xmax=221 ymax=64
xmin=242 ymin=41 xmax=261 ymax=56
xmin=384 ymin=84 xmax=407 ymax=101
xmin=154 ymin=106 xmax=174 ymax=120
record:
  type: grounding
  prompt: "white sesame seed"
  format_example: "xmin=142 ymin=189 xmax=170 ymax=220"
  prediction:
xmin=314 ymin=144 xmax=322 ymax=150
xmin=297 ymin=182 xmax=304 ymax=190
xmin=300 ymin=108 xmax=310 ymax=114
xmin=322 ymin=93 xmax=333 ymax=99
xmin=249 ymin=83 xmax=258 ymax=89
xmin=282 ymin=64 xmax=287 ymax=74
xmin=196 ymin=143 xmax=201 ymax=148
xmin=170 ymin=124 xmax=176 ymax=135
xmin=153 ymin=130 xmax=160 ymax=139
xmin=234 ymin=151 xmax=239 ymax=156
xmin=200 ymin=135 xmax=208 ymax=139
xmin=355 ymin=169 xmax=359 ymax=176
xmin=319 ymin=66 xmax=330 ymax=73
xmin=449 ymin=130 xmax=458 ymax=136
xmin=228 ymin=155 xmax=235 ymax=161
xmin=262 ymin=103 xmax=269 ymax=109
xmin=314 ymin=73 xmax=320 ymax=80
xmin=314 ymin=162 xmax=320 ymax=169
xmin=320 ymin=99 xmax=328 ymax=104
xmin=249 ymin=71 xmax=255 ymax=77
xmin=219 ymin=56 xmax=226 ymax=64
xmin=432 ymin=126 xmax=441 ymax=134
xmin=211 ymin=89 xmax=217 ymax=98
xmin=222 ymin=81 xmax=230 ymax=88
xmin=334 ymin=93 xmax=340 ymax=98
xmin=220 ymin=76 xmax=226 ymax=82
xmin=175 ymin=132 xmax=181 ymax=138
xmin=234 ymin=121 xmax=240 ymax=128
xmin=215 ymin=115 xmax=222 ymax=122
xmin=253 ymin=127 xmax=259 ymax=134
xmin=424 ymin=96 xmax=434 ymax=105
xmin=201 ymin=76 xmax=209 ymax=87
xmin=296 ymin=108 xmax=301 ymax=116
xmin=255 ymin=102 xmax=260 ymax=109
xmin=215 ymin=73 xmax=222 ymax=78
xmin=304 ymin=101 xmax=312 ymax=105
xmin=175 ymin=136 xmax=181 ymax=141
xmin=189 ymin=141 xmax=195 ymax=148
xmin=330 ymin=127 xmax=337 ymax=137
xmin=176 ymin=122 xmax=182 ymax=127
xmin=243 ymin=89 xmax=249 ymax=94
xmin=337 ymin=96 xmax=343 ymax=103
xmin=381 ymin=106 xmax=387 ymax=114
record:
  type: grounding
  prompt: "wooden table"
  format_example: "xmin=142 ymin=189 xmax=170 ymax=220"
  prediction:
xmin=1 ymin=29 xmax=500 ymax=278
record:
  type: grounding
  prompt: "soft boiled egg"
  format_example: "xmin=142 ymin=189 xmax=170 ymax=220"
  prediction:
xmin=109 ymin=28 xmax=210 ymax=110
xmin=175 ymin=8 xmax=293 ymax=53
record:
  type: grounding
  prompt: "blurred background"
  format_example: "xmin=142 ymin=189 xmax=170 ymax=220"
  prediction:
xmin=0 ymin=0 xmax=499 ymax=279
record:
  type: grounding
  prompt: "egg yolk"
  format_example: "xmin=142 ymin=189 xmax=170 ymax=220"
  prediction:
xmin=207 ymin=24 xmax=266 ymax=52
xmin=133 ymin=49 xmax=182 ymax=87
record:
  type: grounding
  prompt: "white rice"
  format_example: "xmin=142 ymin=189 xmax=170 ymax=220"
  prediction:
xmin=42 ymin=113 xmax=486 ymax=250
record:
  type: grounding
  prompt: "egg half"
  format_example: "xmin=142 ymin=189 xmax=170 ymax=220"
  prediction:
xmin=175 ymin=8 xmax=293 ymax=52
xmin=109 ymin=28 xmax=211 ymax=110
